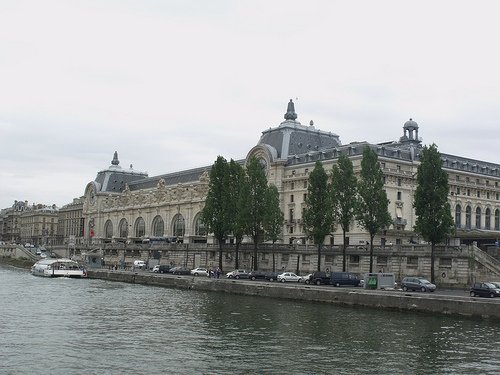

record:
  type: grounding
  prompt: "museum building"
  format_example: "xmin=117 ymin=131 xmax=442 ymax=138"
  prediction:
xmin=82 ymin=100 xmax=500 ymax=249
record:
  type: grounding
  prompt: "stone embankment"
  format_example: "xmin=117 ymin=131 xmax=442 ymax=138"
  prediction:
xmin=88 ymin=269 xmax=500 ymax=320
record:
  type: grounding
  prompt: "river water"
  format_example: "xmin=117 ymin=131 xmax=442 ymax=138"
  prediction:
xmin=1 ymin=265 xmax=499 ymax=375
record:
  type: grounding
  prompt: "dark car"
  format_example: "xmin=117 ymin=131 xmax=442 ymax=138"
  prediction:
xmin=401 ymin=277 xmax=436 ymax=292
xmin=158 ymin=265 xmax=172 ymax=274
xmin=264 ymin=272 xmax=280 ymax=282
xmin=470 ymin=282 xmax=500 ymax=298
xmin=248 ymin=271 xmax=267 ymax=281
xmin=171 ymin=267 xmax=191 ymax=275
xmin=305 ymin=271 xmax=331 ymax=285
xmin=331 ymin=272 xmax=362 ymax=287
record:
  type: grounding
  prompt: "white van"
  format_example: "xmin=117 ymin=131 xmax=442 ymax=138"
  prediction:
xmin=133 ymin=260 xmax=146 ymax=269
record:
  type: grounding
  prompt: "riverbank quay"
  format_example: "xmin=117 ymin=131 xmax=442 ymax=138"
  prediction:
xmin=87 ymin=269 xmax=500 ymax=321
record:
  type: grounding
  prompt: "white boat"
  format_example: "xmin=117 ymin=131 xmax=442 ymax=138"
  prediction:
xmin=31 ymin=258 xmax=87 ymax=278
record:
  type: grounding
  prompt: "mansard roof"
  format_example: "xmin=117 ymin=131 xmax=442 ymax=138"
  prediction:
xmin=257 ymin=100 xmax=341 ymax=161
xmin=94 ymin=152 xmax=148 ymax=193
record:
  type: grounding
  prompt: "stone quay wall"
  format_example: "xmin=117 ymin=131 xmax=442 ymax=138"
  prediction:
xmin=88 ymin=269 xmax=500 ymax=321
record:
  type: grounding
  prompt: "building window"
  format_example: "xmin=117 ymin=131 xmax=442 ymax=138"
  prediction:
xmin=407 ymin=256 xmax=418 ymax=267
xmin=397 ymin=178 xmax=402 ymax=187
xmin=457 ymin=187 xmax=460 ymax=195
xmin=487 ymin=192 xmax=490 ymax=199
xmin=349 ymin=255 xmax=359 ymax=264
xmin=104 ymin=220 xmax=113 ymax=238
xmin=282 ymin=254 xmax=289 ymax=262
xmin=485 ymin=208 xmax=491 ymax=230
xmin=456 ymin=175 xmax=460 ymax=181
xmin=465 ymin=206 xmax=472 ymax=229
xmin=397 ymin=165 xmax=401 ymax=172
xmin=377 ymin=256 xmax=388 ymax=265
xmin=134 ymin=217 xmax=146 ymax=238
xmin=290 ymin=194 xmax=294 ymax=203
xmin=477 ymin=190 xmax=480 ymax=198
xmin=495 ymin=209 xmax=500 ymax=231
xmin=194 ymin=214 xmax=207 ymax=236
xmin=172 ymin=214 xmax=185 ymax=237
xmin=475 ymin=207 xmax=481 ymax=229
xmin=291 ymin=182 xmax=294 ymax=190
xmin=152 ymin=215 xmax=164 ymax=237
xmin=397 ymin=191 xmax=402 ymax=200
xmin=303 ymin=193 xmax=307 ymax=201
xmin=303 ymin=180 xmax=308 ymax=188
xmin=289 ymin=209 xmax=294 ymax=221
xmin=455 ymin=205 xmax=461 ymax=228
xmin=440 ymin=258 xmax=452 ymax=268
xmin=119 ymin=219 xmax=128 ymax=238
xmin=467 ymin=189 xmax=471 ymax=196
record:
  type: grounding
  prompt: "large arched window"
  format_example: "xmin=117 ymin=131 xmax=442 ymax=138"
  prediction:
xmin=455 ymin=205 xmax=461 ymax=228
xmin=104 ymin=220 xmax=113 ymax=238
xmin=152 ymin=215 xmax=164 ymax=237
xmin=119 ymin=219 xmax=128 ymax=238
xmin=172 ymin=214 xmax=185 ymax=237
xmin=135 ymin=217 xmax=146 ymax=238
xmin=475 ymin=207 xmax=481 ymax=229
xmin=495 ymin=209 xmax=500 ymax=231
xmin=485 ymin=208 xmax=491 ymax=230
xmin=465 ymin=206 xmax=472 ymax=229
xmin=193 ymin=213 xmax=207 ymax=236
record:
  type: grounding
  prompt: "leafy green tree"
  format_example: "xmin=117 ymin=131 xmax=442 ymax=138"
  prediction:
xmin=201 ymin=156 xmax=231 ymax=272
xmin=227 ymin=160 xmax=246 ymax=269
xmin=357 ymin=147 xmax=392 ymax=273
xmin=263 ymin=184 xmax=284 ymax=272
xmin=303 ymin=161 xmax=333 ymax=271
xmin=414 ymin=144 xmax=454 ymax=283
xmin=331 ymin=154 xmax=358 ymax=272
xmin=239 ymin=156 xmax=268 ymax=270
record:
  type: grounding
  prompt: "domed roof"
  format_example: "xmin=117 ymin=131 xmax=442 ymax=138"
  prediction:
xmin=404 ymin=118 xmax=418 ymax=129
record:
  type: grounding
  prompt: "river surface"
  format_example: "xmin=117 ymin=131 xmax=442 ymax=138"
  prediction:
xmin=1 ymin=265 xmax=499 ymax=375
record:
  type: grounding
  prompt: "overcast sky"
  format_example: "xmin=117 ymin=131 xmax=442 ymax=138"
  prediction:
xmin=1 ymin=0 xmax=500 ymax=209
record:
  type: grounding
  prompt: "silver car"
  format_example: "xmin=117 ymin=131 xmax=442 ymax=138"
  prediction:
xmin=401 ymin=277 xmax=436 ymax=292
xmin=277 ymin=272 xmax=302 ymax=283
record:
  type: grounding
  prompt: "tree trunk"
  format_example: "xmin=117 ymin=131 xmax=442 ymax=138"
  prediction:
xmin=430 ymin=242 xmax=435 ymax=283
xmin=369 ymin=235 xmax=375 ymax=273
xmin=272 ymin=242 xmax=276 ymax=272
xmin=317 ymin=243 xmax=322 ymax=271
xmin=342 ymin=231 xmax=347 ymax=272
xmin=218 ymin=241 xmax=223 ymax=273
xmin=253 ymin=243 xmax=258 ymax=271
xmin=235 ymin=242 xmax=240 ymax=269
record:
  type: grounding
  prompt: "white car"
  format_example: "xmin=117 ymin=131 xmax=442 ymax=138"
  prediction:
xmin=278 ymin=272 xmax=302 ymax=283
xmin=191 ymin=267 xmax=209 ymax=276
xmin=152 ymin=265 xmax=160 ymax=273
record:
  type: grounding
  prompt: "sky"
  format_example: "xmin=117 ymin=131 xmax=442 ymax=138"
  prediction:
xmin=1 ymin=0 xmax=500 ymax=209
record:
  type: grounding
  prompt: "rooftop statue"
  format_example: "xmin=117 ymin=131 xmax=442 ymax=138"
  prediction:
xmin=284 ymin=99 xmax=298 ymax=121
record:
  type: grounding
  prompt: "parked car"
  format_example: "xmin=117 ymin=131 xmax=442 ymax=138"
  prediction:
xmin=306 ymin=271 xmax=331 ymax=285
xmin=158 ymin=265 xmax=172 ymax=273
xmin=133 ymin=260 xmax=146 ymax=269
xmin=331 ymin=272 xmax=363 ymax=287
xmin=152 ymin=265 xmax=160 ymax=273
xmin=277 ymin=272 xmax=302 ymax=283
xmin=490 ymin=281 xmax=500 ymax=289
xmin=248 ymin=271 xmax=267 ymax=280
xmin=226 ymin=269 xmax=249 ymax=279
xmin=172 ymin=267 xmax=191 ymax=275
xmin=401 ymin=277 xmax=436 ymax=292
xmin=470 ymin=282 xmax=500 ymax=298
xmin=265 ymin=272 xmax=280 ymax=282
xmin=191 ymin=267 xmax=209 ymax=276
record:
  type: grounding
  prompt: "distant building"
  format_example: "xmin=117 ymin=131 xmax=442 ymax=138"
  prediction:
xmin=0 ymin=200 xmax=30 ymax=244
xmin=57 ymin=197 xmax=85 ymax=246
xmin=74 ymin=100 xmax=498 ymax=249
xmin=19 ymin=203 xmax=59 ymax=247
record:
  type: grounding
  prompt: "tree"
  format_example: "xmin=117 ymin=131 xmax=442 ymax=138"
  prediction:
xmin=330 ymin=154 xmax=358 ymax=272
xmin=239 ymin=156 xmax=268 ymax=271
xmin=303 ymin=161 xmax=333 ymax=271
xmin=413 ymin=144 xmax=454 ymax=283
xmin=263 ymin=184 xmax=284 ymax=272
xmin=356 ymin=147 xmax=392 ymax=273
xmin=227 ymin=160 xmax=246 ymax=269
xmin=201 ymin=156 xmax=231 ymax=272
